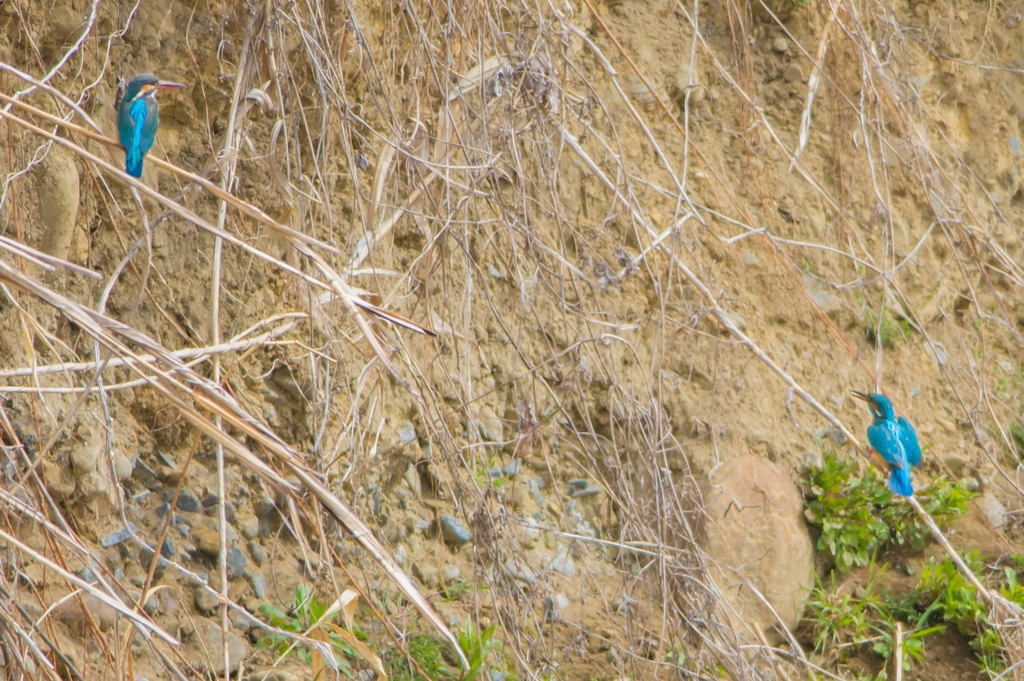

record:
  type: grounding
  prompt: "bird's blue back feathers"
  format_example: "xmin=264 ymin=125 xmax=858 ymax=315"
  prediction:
xmin=897 ymin=416 xmax=922 ymax=468
xmin=865 ymin=409 xmax=914 ymax=497
xmin=118 ymin=78 xmax=161 ymax=178
xmin=123 ymin=98 xmax=149 ymax=177
xmin=866 ymin=420 xmax=908 ymax=469
xmin=856 ymin=391 xmax=920 ymax=497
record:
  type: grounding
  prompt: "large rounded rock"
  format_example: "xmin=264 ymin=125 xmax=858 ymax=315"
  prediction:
xmin=33 ymin=145 xmax=79 ymax=262
xmin=703 ymin=453 xmax=814 ymax=643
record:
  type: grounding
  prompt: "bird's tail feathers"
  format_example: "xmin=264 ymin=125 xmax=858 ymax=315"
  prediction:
xmin=888 ymin=466 xmax=914 ymax=497
xmin=125 ymin=151 xmax=144 ymax=178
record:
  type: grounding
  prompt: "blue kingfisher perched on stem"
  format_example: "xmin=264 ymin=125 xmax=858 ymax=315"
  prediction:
xmin=116 ymin=75 xmax=184 ymax=178
xmin=850 ymin=390 xmax=921 ymax=497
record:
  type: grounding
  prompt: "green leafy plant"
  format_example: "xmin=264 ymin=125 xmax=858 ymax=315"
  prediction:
xmin=871 ymin=617 xmax=946 ymax=673
xmin=440 ymin=579 xmax=482 ymax=603
xmin=804 ymin=560 xmax=944 ymax=671
xmin=914 ymin=552 xmax=1024 ymax=675
xmin=385 ymin=620 xmax=505 ymax=681
xmin=862 ymin=305 xmax=911 ymax=348
xmin=664 ymin=644 xmax=687 ymax=666
xmin=805 ymin=563 xmax=887 ymax=658
xmin=387 ymin=634 xmax=457 ymax=681
xmin=458 ymin=620 xmax=499 ymax=681
xmin=804 ymin=453 xmax=977 ymax=571
xmin=256 ymin=585 xmax=359 ymax=674
xmin=804 ymin=454 xmax=890 ymax=571
xmin=880 ymin=476 xmax=977 ymax=551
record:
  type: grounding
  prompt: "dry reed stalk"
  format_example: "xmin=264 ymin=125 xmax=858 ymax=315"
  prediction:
xmin=0 ymin=254 xmax=468 ymax=668
xmin=559 ymin=11 xmax=1024 ymax=679
xmin=0 ymin=0 xmax=1021 ymax=679
xmin=0 ymin=315 xmax=302 ymax=379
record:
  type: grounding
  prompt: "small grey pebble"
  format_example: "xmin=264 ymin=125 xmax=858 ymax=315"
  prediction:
xmin=439 ymin=516 xmax=471 ymax=546
xmin=138 ymin=544 xmax=166 ymax=578
xmin=397 ymin=422 xmax=416 ymax=443
xmin=502 ymin=459 xmax=522 ymax=477
xmin=504 ymin=558 xmax=536 ymax=584
xmin=801 ymin=450 xmax=824 ymax=472
xmin=205 ymin=501 xmax=236 ymax=524
xmin=175 ymin=491 xmax=201 ymax=513
xmin=547 ymin=547 xmax=576 ymax=578
xmin=567 ymin=479 xmax=589 ymax=493
xmin=226 ymin=546 xmax=247 ymax=580
xmin=240 ymin=516 xmax=259 ymax=540
xmin=193 ymin=586 xmax=219 ymax=615
xmin=571 ymin=486 xmax=602 ymax=498
xmin=252 ymin=572 xmax=266 ymax=599
xmin=248 ymin=541 xmax=267 ymax=565
xmin=100 ymin=524 xmax=136 ymax=548
xmin=441 ymin=564 xmax=461 ymax=583
xmin=154 ymin=503 xmax=181 ymax=523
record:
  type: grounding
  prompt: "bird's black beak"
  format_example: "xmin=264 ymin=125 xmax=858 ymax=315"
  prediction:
xmin=849 ymin=390 xmax=871 ymax=403
xmin=155 ymin=81 xmax=186 ymax=91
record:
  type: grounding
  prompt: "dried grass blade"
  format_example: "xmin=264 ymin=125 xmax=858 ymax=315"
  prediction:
xmin=0 ymin=260 xmax=465 ymax=668
xmin=0 ymin=526 xmax=176 ymax=646
xmin=0 ymin=235 xmax=101 ymax=279
xmin=790 ymin=9 xmax=834 ymax=171
xmin=367 ymin=135 xmax=398 ymax=230
xmin=193 ymin=394 xmax=467 ymax=668
xmin=0 ymin=316 xmax=300 ymax=378
xmin=0 ymin=107 xmax=429 ymax=350
xmin=0 ymin=89 xmax=337 ymax=256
